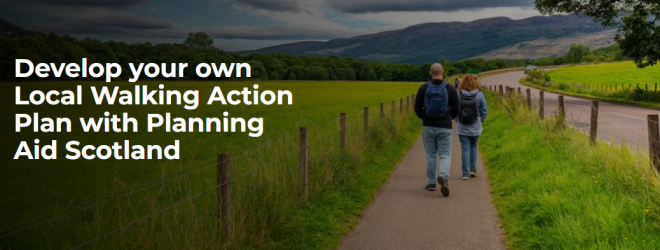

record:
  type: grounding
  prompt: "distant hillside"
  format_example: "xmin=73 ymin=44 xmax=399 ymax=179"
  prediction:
xmin=246 ymin=15 xmax=617 ymax=64
xmin=473 ymin=29 xmax=616 ymax=60
xmin=0 ymin=19 xmax=31 ymax=37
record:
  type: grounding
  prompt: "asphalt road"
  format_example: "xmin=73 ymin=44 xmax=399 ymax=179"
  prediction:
xmin=482 ymin=71 xmax=660 ymax=149
xmin=338 ymin=129 xmax=507 ymax=250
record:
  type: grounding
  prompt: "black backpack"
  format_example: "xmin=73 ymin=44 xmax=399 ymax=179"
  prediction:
xmin=458 ymin=91 xmax=479 ymax=124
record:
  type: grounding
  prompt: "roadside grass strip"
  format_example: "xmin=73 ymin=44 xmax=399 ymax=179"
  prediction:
xmin=480 ymin=91 xmax=660 ymax=249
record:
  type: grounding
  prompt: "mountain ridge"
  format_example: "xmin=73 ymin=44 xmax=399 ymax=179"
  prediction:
xmin=245 ymin=15 xmax=617 ymax=63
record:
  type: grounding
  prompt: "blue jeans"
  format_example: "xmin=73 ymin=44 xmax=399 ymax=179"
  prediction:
xmin=422 ymin=126 xmax=453 ymax=184
xmin=458 ymin=135 xmax=479 ymax=177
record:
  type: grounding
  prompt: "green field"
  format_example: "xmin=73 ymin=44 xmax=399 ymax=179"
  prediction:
xmin=0 ymin=80 xmax=421 ymax=249
xmin=481 ymin=91 xmax=660 ymax=249
xmin=522 ymin=62 xmax=660 ymax=107
xmin=548 ymin=61 xmax=660 ymax=86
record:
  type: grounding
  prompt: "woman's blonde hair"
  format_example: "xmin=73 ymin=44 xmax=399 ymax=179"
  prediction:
xmin=458 ymin=74 xmax=481 ymax=91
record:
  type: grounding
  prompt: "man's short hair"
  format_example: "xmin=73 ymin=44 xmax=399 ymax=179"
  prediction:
xmin=430 ymin=63 xmax=443 ymax=76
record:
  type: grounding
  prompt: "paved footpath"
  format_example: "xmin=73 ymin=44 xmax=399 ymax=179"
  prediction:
xmin=338 ymin=127 xmax=507 ymax=250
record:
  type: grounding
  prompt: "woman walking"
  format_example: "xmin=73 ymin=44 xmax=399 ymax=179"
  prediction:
xmin=456 ymin=74 xmax=487 ymax=180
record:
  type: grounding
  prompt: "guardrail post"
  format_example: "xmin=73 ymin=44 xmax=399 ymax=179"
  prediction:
xmin=590 ymin=101 xmax=598 ymax=146
xmin=217 ymin=153 xmax=231 ymax=240
xmin=648 ymin=115 xmax=660 ymax=170
xmin=299 ymin=127 xmax=308 ymax=198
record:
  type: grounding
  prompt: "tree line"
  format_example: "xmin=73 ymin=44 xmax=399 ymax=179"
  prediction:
xmin=0 ymin=30 xmax=629 ymax=83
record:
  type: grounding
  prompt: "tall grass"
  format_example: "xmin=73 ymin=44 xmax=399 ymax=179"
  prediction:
xmin=0 ymin=81 xmax=420 ymax=249
xmin=481 ymin=90 xmax=660 ymax=249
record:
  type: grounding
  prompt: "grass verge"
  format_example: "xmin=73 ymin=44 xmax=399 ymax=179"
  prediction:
xmin=480 ymin=90 xmax=660 ymax=249
xmin=519 ymin=78 xmax=660 ymax=110
xmin=259 ymin=115 xmax=420 ymax=249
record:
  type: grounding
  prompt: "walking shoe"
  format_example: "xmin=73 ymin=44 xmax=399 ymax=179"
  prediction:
xmin=437 ymin=176 xmax=450 ymax=197
xmin=462 ymin=176 xmax=469 ymax=180
xmin=426 ymin=183 xmax=436 ymax=191
xmin=469 ymin=171 xmax=477 ymax=177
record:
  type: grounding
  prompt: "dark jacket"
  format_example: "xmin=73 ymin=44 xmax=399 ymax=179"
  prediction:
xmin=414 ymin=79 xmax=460 ymax=129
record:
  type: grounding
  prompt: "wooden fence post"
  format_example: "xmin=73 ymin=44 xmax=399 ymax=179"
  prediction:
xmin=558 ymin=95 xmax=565 ymax=127
xmin=391 ymin=101 xmax=395 ymax=117
xmin=539 ymin=90 xmax=544 ymax=119
xmin=299 ymin=127 xmax=308 ymax=198
xmin=499 ymin=85 xmax=504 ymax=96
xmin=648 ymin=115 xmax=660 ymax=170
xmin=380 ymin=103 xmax=384 ymax=121
xmin=406 ymin=96 xmax=409 ymax=113
xmin=364 ymin=107 xmax=369 ymax=135
xmin=340 ymin=113 xmax=346 ymax=150
xmin=590 ymin=101 xmax=598 ymax=146
xmin=400 ymin=98 xmax=403 ymax=114
xmin=526 ymin=88 xmax=531 ymax=110
xmin=517 ymin=87 xmax=521 ymax=96
xmin=217 ymin=153 xmax=231 ymax=239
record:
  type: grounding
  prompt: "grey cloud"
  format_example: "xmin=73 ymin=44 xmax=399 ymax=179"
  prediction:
xmin=26 ymin=15 xmax=183 ymax=38
xmin=32 ymin=0 xmax=147 ymax=9
xmin=82 ymin=14 xmax=173 ymax=29
xmin=326 ymin=0 xmax=533 ymax=13
xmin=206 ymin=25 xmax=365 ymax=40
xmin=237 ymin=0 xmax=301 ymax=12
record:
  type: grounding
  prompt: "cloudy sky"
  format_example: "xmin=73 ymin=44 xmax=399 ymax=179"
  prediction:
xmin=0 ymin=0 xmax=543 ymax=51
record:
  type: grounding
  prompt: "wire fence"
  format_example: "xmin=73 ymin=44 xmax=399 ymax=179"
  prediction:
xmin=482 ymin=83 xmax=660 ymax=169
xmin=0 ymin=93 xmax=419 ymax=250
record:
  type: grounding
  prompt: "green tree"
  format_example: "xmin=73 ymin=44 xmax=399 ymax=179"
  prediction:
xmin=534 ymin=0 xmax=660 ymax=67
xmin=288 ymin=72 xmax=297 ymax=80
xmin=183 ymin=32 xmax=215 ymax=52
xmin=270 ymin=71 xmax=280 ymax=80
xmin=565 ymin=44 xmax=592 ymax=64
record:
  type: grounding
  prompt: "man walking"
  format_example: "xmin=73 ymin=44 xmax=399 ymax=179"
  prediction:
xmin=414 ymin=63 xmax=459 ymax=197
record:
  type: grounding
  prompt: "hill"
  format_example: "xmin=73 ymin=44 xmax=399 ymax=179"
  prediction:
xmin=247 ymin=15 xmax=617 ymax=64
xmin=0 ymin=19 xmax=32 ymax=37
